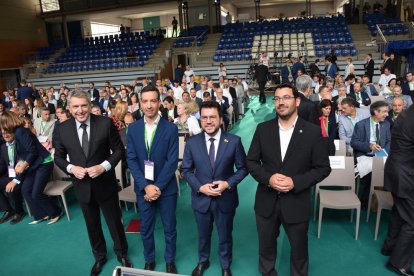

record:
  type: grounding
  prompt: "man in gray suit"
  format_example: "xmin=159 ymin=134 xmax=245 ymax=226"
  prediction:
xmin=338 ymin=97 xmax=370 ymax=152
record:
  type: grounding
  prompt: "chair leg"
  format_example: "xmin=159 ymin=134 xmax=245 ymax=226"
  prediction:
xmin=60 ymin=193 xmax=71 ymax=221
xmin=318 ymin=206 xmax=324 ymax=238
xmin=134 ymin=202 xmax=137 ymax=213
xmin=350 ymin=209 xmax=354 ymax=222
xmin=374 ymin=208 xmax=382 ymax=240
xmin=313 ymin=188 xmax=319 ymax=221
xmin=25 ymin=200 xmax=32 ymax=217
xmin=366 ymin=192 xmax=373 ymax=222
xmin=124 ymin=201 xmax=129 ymax=211
xmin=355 ymin=206 xmax=361 ymax=240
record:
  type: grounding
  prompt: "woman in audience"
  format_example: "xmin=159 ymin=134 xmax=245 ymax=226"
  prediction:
xmin=184 ymin=65 xmax=195 ymax=83
xmin=335 ymin=75 xmax=345 ymax=89
xmin=382 ymin=78 xmax=396 ymax=97
xmin=32 ymin=98 xmax=45 ymax=122
xmin=0 ymin=111 xmax=62 ymax=225
xmin=57 ymin=93 xmax=68 ymax=110
xmin=127 ymin=92 xmax=141 ymax=120
xmin=173 ymin=102 xmax=201 ymax=136
xmin=111 ymin=101 xmax=128 ymax=132
xmin=22 ymin=117 xmax=36 ymax=135
xmin=24 ymin=98 xmax=34 ymax=118
xmin=319 ymin=99 xmax=337 ymax=155
xmin=218 ymin=63 xmax=227 ymax=77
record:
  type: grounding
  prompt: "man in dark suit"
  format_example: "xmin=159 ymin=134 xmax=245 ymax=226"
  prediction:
xmin=254 ymin=61 xmax=269 ymax=104
xmin=402 ymin=71 xmax=414 ymax=101
xmin=0 ymin=138 xmax=26 ymax=225
xmin=42 ymin=95 xmax=56 ymax=115
xmin=308 ymin=59 xmax=321 ymax=77
xmin=16 ymin=79 xmax=35 ymax=102
xmin=325 ymin=57 xmax=337 ymax=79
xmin=215 ymin=88 xmax=230 ymax=131
xmin=246 ymin=83 xmax=331 ymax=276
xmin=382 ymin=104 xmax=414 ymax=276
xmin=88 ymin=82 xmax=99 ymax=100
xmin=349 ymin=82 xmax=371 ymax=107
xmin=295 ymin=75 xmax=319 ymax=125
xmin=292 ymin=56 xmax=307 ymax=81
xmin=182 ymin=101 xmax=248 ymax=276
xmin=98 ymin=90 xmax=113 ymax=115
xmin=364 ymin=54 xmax=375 ymax=83
xmin=380 ymin=52 xmax=392 ymax=74
xmin=189 ymin=88 xmax=203 ymax=108
xmin=54 ymin=91 xmax=131 ymax=275
xmin=126 ymin=85 xmax=179 ymax=274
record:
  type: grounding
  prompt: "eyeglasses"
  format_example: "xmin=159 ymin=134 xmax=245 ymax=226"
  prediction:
xmin=273 ymin=95 xmax=295 ymax=103
xmin=200 ymin=116 xmax=218 ymax=122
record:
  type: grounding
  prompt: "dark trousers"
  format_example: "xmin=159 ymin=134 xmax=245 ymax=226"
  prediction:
xmin=256 ymin=200 xmax=309 ymax=276
xmin=172 ymin=27 xmax=177 ymax=37
xmin=79 ymin=190 xmax=128 ymax=261
xmin=0 ymin=176 xmax=24 ymax=215
xmin=194 ymin=199 xmax=235 ymax=269
xmin=137 ymin=194 xmax=177 ymax=263
xmin=258 ymin=81 xmax=266 ymax=103
xmin=382 ymin=195 xmax=414 ymax=269
xmin=21 ymin=162 xmax=61 ymax=220
xmin=359 ymin=173 xmax=371 ymax=209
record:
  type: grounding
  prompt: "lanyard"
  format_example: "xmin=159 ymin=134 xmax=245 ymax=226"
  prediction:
xmin=144 ymin=125 xmax=157 ymax=160
xmin=322 ymin=119 xmax=329 ymax=137
xmin=370 ymin=117 xmax=380 ymax=142
xmin=41 ymin=121 xmax=47 ymax=134
xmin=7 ymin=144 xmax=15 ymax=166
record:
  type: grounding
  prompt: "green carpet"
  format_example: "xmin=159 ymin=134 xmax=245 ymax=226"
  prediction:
xmin=0 ymin=96 xmax=401 ymax=275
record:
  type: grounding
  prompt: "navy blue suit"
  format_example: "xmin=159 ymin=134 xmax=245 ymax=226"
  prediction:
xmin=126 ymin=117 xmax=178 ymax=263
xmin=182 ymin=131 xmax=248 ymax=269
xmin=292 ymin=62 xmax=306 ymax=80
xmin=13 ymin=126 xmax=60 ymax=220
xmin=402 ymin=82 xmax=414 ymax=102
xmin=325 ymin=63 xmax=337 ymax=79
xmin=349 ymin=91 xmax=372 ymax=107
xmin=17 ymin=86 xmax=35 ymax=102
xmin=351 ymin=117 xmax=391 ymax=158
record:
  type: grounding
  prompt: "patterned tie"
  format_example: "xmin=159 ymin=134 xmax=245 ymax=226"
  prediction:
xmin=208 ymin=138 xmax=215 ymax=169
xmin=80 ymin=123 xmax=89 ymax=157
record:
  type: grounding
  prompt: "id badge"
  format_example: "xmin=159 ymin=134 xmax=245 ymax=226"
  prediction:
xmin=8 ymin=166 xmax=16 ymax=178
xmin=144 ymin=160 xmax=155 ymax=181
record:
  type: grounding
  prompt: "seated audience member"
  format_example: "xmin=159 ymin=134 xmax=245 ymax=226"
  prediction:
xmin=378 ymin=67 xmax=396 ymax=88
xmin=386 ymin=97 xmax=404 ymax=129
xmin=91 ymin=104 xmax=102 ymax=116
xmin=338 ymin=97 xmax=371 ymax=151
xmin=111 ymin=101 xmax=128 ymax=132
xmin=120 ymin=112 xmax=135 ymax=147
xmin=310 ymin=85 xmax=330 ymax=103
xmin=385 ymin=85 xmax=413 ymax=110
xmin=42 ymin=95 xmax=56 ymax=115
xmin=351 ymin=101 xmax=391 ymax=208
xmin=202 ymin=91 xmax=212 ymax=102
xmin=215 ymin=87 xmax=230 ymax=131
xmin=173 ymin=102 xmax=202 ymax=136
xmin=189 ymin=88 xmax=202 ymax=108
xmin=98 ymin=89 xmax=113 ymax=115
xmin=332 ymin=84 xmax=349 ymax=104
xmin=172 ymin=80 xmax=184 ymax=101
xmin=319 ymin=99 xmax=338 ymax=155
xmin=57 ymin=92 xmax=68 ymax=110
xmin=24 ymin=98 xmax=34 ymax=117
xmin=361 ymin=74 xmax=379 ymax=96
xmin=182 ymin=91 xmax=191 ymax=103
xmin=0 ymin=102 xmax=5 ymax=116
xmin=382 ymin=78 xmax=397 ymax=97
xmin=22 ymin=117 xmax=36 ymax=136
xmin=16 ymin=103 xmax=30 ymax=119
xmin=163 ymin=96 xmax=178 ymax=122
xmin=0 ymin=133 xmax=27 ymax=225
xmin=349 ymin=82 xmax=371 ymax=107
xmin=0 ymin=111 xmax=62 ymax=225
xmin=402 ymin=71 xmax=414 ymax=100
xmin=33 ymin=98 xmax=45 ymax=122
xmin=34 ymin=107 xmax=55 ymax=148
xmin=128 ymin=92 xmax=141 ymax=120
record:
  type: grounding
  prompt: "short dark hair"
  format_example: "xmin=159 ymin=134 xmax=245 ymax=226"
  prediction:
xmin=370 ymin=100 xmax=388 ymax=116
xmin=203 ymin=91 xmax=211 ymax=98
xmin=319 ymin=99 xmax=332 ymax=115
xmin=340 ymin=97 xmax=357 ymax=107
xmin=141 ymin=85 xmax=160 ymax=100
xmin=274 ymin=83 xmax=300 ymax=98
xmin=163 ymin=96 xmax=174 ymax=104
xmin=199 ymin=101 xmax=222 ymax=118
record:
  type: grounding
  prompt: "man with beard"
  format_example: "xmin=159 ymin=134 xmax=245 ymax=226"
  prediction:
xmin=246 ymin=83 xmax=331 ymax=276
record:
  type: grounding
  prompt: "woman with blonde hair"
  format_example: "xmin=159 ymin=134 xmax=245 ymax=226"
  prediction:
xmin=32 ymin=98 xmax=45 ymax=123
xmin=173 ymin=102 xmax=201 ymax=136
xmin=0 ymin=111 xmax=62 ymax=224
xmin=111 ymin=101 xmax=128 ymax=132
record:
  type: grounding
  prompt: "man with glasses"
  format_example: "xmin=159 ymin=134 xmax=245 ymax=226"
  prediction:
xmin=182 ymin=101 xmax=248 ymax=276
xmin=247 ymin=83 xmax=331 ymax=276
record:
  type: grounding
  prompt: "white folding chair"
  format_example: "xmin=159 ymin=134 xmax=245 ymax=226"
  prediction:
xmin=370 ymin=95 xmax=385 ymax=103
xmin=118 ymin=176 xmax=137 ymax=213
xmin=334 ymin=140 xmax=347 ymax=156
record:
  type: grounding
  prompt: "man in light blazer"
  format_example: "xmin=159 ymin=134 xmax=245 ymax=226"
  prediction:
xmin=54 ymin=91 xmax=131 ymax=276
xmin=33 ymin=107 xmax=55 ymax=144
xmin=126 ymin=85 xmax=179 ymax=274
xmin=182 ymin=101 xmax=248 ymax=276
xmin=246 ymin=84 xmax=331 ymax=276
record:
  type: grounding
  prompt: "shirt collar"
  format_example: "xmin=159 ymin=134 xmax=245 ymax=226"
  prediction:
xmin=76 ymin=116 xmax=91 ymax=129
xmin=205 ymin=128 xmax=221 ymax=143
xmin=144 ymin=115 xmax=161 ymax=126
xmin=278 ymin=115 xmax=298 ymax=131
xmin=6 ymin=141 xmax=14 ymax=147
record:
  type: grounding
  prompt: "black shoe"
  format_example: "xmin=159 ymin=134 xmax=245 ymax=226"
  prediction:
xmin=0 ymin=212 xmax=14 ymax=224
xmin=144 ymin=262 xmax=155 ymax=271
xmin=191 ymin=261 xmax=210 ymax=276
xmin=91 ymin=258 xmax=107 ymax=276
xmin=222 ymin=268 xmax=232 ymax=276
xmin=10 ymin=213 xmax=26 ymax=225
xmin=117 ymin=257 xmax=132 ymax=268
xmin=381 ymin=247 xmax=392 ymax=256
xmin=386 ymin=262 xmax=414 ymax=276
xmin=166 ymin=262 xmax=177 ymax=274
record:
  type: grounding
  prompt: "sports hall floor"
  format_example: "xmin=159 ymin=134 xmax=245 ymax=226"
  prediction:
xmin=0 ymin=96 xmax=402 ymax=276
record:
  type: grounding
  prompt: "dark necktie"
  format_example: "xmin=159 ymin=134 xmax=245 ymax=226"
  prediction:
xmin=375 ymin=123 xmax=380 ymax=145
xmin=208 ymin=137 xmax=215 ymax=169
xmin=80 ymin=123 xmax=89 ymax=157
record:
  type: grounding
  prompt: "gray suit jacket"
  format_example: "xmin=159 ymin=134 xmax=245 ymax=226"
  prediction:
xmin=338 ymin=108 xmax=370 ymax=147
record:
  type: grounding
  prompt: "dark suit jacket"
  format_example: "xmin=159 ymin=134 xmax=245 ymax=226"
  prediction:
xmin=384 ymin=105 xmax=414 ymax=199
xmin=126 ymin=117 xmax=178 ymax=196
xmin=364 ymin=59 xmax=375 ymax=76
xmin=246 ymin=117 xmax=331 ymax=223
xmin=54 ymin=115 xmax=124 ymax=203
xmin=228 ymin=86 xmax=237 ymax=100
xmin=350 ymin=117 xmax=391 ymax=158
xmin=17 ymin=86 xmax=34 ymax=102
xmin=325 ymin=63 xmax=337 ymax=78
xmin=182 ymin=131 xmax=248 ymax=213
xmin=0 ymin=143 xmax=19 ymax=182
xmin=98 ymin=97 xmax=113 ymax=114
xmin=309 ymin=63 xmax=320 ymax=77
xmin=402 ymin=82 xmax=414 ymax=101
xmin=88 ymin=88 xmax=99 ymax=99
xmin=47 ymin=103 xmax=56 ymax=114
xmin=292 ymin=62 xmax=306 ymax=79
xmin=254 ymin=64 xmax=269 ymax=83
xmin=382 ymin=58 xmax=392 ymax=74
xmin=349 ymin=91 xmax=371 ymax=106
xmin=57 ymin=99 xmax=68 ymax=109
xmin=298 ymin=92 xmax=318 ymax=125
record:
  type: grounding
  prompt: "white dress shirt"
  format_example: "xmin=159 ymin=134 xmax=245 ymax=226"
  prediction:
xmin=279 ymin=116 xmax=298 ymax=161
xmin=144 ymin=115 xmax=161 ymax=151
xmin=205 ymin=129 xmax=221 ymax=161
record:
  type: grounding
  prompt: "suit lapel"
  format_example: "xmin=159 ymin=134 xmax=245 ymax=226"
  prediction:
xmin=282 ymin=118 xmax=305 ymax=165
xmin=270 ymin=118 xmax=283 ymax=165
xmin=198 ymin=133 xmax=212 ymax=171
xmin=148 ymin=118 xmax=165 ymax=158
xmin=88 ymin=115 xmax=97 ymax=158
xmin=70 ymin=119 xmax=83 ymax=156
xmin=214 ymin=132 xmax=229 ymax=171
